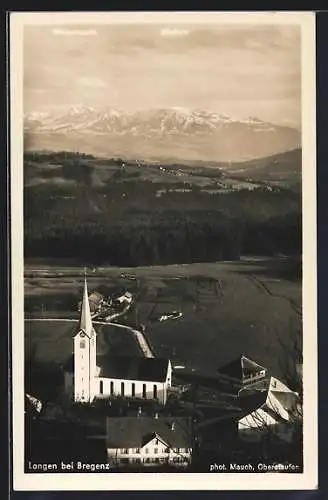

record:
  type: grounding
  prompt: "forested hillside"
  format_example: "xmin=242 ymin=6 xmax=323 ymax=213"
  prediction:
xmin=24 ymin=151 xmax=301 ymax=267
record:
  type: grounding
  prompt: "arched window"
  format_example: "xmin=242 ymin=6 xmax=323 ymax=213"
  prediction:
xmin=110 ymin=381 xmax=114 ymax=395
xmin=142 ymin=384 xmax=147 ymax=398
xmin=132 ymin=383 xmax=135 ymax=397
xmin=121 ymin=382 xmax=125 ymax=396
xmin=99 ymin=380 xmax=103 ymax=394
xmin=153 ymin=385 xmax=157 ymax=399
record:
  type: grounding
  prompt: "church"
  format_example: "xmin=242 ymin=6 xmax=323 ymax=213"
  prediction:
xmin=64 ymin=277 xmax=172 ymax=405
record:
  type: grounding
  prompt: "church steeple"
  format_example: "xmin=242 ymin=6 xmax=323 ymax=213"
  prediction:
xmin=79 ymin=271 xmax=93 ymax=336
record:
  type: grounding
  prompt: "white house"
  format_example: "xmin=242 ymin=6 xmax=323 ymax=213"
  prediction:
xmin=238 ymin=376 xmax=300 ymax=443
xmin=64 ymin=277 xmax=172 ymax=405
xmin=106 ymin=416 xmax=193 ymax=468
xmin=114 ymin=291 xmax=133 ymax=305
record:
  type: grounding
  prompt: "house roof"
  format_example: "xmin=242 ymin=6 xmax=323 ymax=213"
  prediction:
xmin=63 ymin=354 xmax=170 ymax=383
xmin=25 ymin=394 xmax=42 ymax=416
xmin=238 ymin=376 xmax=300 ymax=424
xmin=98 ymin=355 xmax=169 ymax=382
xmin=238 ymin=388 xmax=269 ymax=414
xmin=217 ymin=355 xmax=267 ymax=381
xmin=106 ymin=417 xmax=192 ymax=449
xmin=270 ymin=390 xmax=299 ymax=411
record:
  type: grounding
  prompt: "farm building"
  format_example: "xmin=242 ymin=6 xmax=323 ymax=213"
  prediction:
xmin=238 ymin=376 xmax=300 ymax=443
xmin=63 ymin=277 xmax=172 ymax=405
xmin=78 ymin=290 xmax=107 ymax=314
xmin=113 ymin=291 xmax=133 ymax=305
xmin=106 ymin=416 xmax=193 ymax=468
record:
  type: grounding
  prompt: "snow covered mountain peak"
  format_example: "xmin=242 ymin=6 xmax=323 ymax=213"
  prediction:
xmin=24 ymin=105 xmax=301 ymax=162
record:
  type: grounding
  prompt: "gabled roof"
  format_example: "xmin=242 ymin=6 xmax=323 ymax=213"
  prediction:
xmin=106 ymin=417 xmax=192 ymax=449
xmin=217 ymin=355 xmax=266 ymax=382
xmin=98 ymin=355 xmax=170 ymax=383
xmin=238 ymin=376 xmax=300 ymax=424
xmin=239 ymin=388 xmax=269 ymax=414
xmin=269 ymin=390 xmax=299 ymax=411
xmin=63 ymin=354 xmax=170 ymax=383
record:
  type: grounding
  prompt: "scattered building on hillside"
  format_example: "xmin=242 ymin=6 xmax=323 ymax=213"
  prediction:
xmin=114 ymin=291 xmax=133 ymax=305
xmin=78 ymin=290 xmax=108 ymax=314
xmin=238 ymin=376 xmax=300 ymax=443
xmin=63 ymin=277 xmax=172 ymax=405
xmin=106 ymin=416 xmax=193 ymax=468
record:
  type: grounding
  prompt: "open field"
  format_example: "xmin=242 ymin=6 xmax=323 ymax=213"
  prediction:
xmin=25 ymin=320 xmax=141 ymax=363
xmin=24 ymin=258 xmax=301 ymax=382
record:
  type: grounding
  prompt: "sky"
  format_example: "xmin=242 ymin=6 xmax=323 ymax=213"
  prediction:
xmin=24 ymin=23 xmax=301 ymax=128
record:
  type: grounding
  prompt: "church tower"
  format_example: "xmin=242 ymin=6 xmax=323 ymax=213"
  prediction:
xmin=73 ymin=274 xmax=97 ymax=403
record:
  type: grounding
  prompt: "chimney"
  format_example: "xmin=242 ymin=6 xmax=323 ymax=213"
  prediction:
xmin=170 ymin=421 xmax=175 ymax=431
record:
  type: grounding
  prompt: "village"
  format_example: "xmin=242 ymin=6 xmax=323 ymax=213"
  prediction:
xmin=25 ymin=272 xmax=303 ymax=472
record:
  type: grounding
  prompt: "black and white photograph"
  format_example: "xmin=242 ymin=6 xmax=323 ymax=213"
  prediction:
xmin=10 ymin=11 xmax=317 ymax=491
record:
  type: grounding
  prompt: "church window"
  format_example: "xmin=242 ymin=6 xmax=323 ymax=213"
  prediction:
xmin=121 ymin=382 xmax=125 ymax=396
xmin=99 ymin=380 xmax=103 ymax=394
xmin=142 ymin=384 xmax=147 ymax=398
xmin=80 ymin=340 xmax=86 ymax=349
xmin=153 ymin=385 xmax=157 ymax=399
xmin=154 ymin=448 xmax=158 ymax=454
xmin=132 ymin=383 xmax=135 ymax=397
xmin=110 ymin=381 xmax=114 ymax=395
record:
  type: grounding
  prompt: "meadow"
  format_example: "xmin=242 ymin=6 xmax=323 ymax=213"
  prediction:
xmin=24 ymin=258 xmax=301 ymax=383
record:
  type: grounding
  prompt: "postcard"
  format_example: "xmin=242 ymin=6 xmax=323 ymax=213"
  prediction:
xmin=10 ymin=11 xmax=317 ymax=491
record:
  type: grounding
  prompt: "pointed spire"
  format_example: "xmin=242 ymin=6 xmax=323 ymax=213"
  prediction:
xmin=80 ymin=270 xmax=93 ymax=335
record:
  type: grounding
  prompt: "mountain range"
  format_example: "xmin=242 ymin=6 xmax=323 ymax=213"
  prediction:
xmin=24 ymin=105 xmax=301 ymax=163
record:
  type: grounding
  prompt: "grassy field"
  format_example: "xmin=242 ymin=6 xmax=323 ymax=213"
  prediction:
xmin=24 ymin=258 xmax=301 ymax=381
xmin=25 ymin=320 xmax=141 ymax=363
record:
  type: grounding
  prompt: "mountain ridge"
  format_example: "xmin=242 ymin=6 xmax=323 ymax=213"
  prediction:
xmin=24 ymin=105 xmax=301 ymax=163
